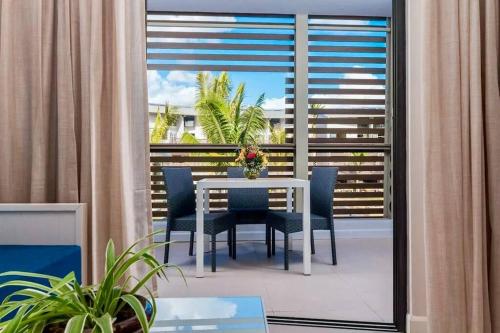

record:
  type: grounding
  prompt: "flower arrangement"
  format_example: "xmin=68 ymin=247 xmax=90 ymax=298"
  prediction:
xmin=235 ymin=144 xmax=269 ymax=179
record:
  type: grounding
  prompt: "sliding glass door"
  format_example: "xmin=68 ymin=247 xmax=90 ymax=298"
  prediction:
xmin=145 ymin=2 xmax=406 ymax=330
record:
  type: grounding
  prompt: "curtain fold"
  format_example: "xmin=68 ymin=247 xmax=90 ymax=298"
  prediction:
xmin=0 ymin=0 xmax=152 ymax=284
xmin=420 ymin=0 xmax=500 ymax=332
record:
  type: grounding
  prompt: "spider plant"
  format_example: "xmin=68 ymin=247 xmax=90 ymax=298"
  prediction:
xmin=0 ymin=231 xmax=180 ymax=333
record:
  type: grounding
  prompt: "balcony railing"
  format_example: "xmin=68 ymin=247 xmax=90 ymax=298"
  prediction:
xmin=150 ymin=144 xmax=388 ymax=219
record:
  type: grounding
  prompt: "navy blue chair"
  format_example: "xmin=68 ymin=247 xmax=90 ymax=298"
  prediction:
xmin=226 ymin=167 xmax=270 ymax=259
xmin=162 ymin=167 xmax=232 ymax=272
xmin=268 ymin=167 xmax=339 ymax=270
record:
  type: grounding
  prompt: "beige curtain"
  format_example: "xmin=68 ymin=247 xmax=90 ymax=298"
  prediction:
xmin=0 ymin=0 xmax=152 ymax=283
xmin=420 ymin=0 xmax=500 ymax=331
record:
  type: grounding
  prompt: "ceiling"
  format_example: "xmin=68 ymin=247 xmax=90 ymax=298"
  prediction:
xmin=147 ymin=0 xmax=392 ymax=17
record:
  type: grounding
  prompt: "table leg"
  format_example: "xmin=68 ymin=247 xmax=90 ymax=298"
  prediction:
xmin=286 ymin=187 xmax=294 ymax=251
xmin=302 ymin=183 xmax=311 ymax=275
xmin=204 ymin=189 xmax=210 ymax=252
xmin=196 ymin=185 xmax=205 ymax=278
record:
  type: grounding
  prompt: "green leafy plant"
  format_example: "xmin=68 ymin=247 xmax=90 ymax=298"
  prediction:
xmin=150 ymin=104 xmax=180 ymax=144
xmin=269 ymin=124 xmax=285 ymax=145
xmin=180 ymin=72 xmax=266 ymax=145
xmin=0 ymin=232 xmax=179 ymax=333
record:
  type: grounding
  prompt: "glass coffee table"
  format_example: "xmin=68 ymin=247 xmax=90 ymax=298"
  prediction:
xmin=151 ymin=296 xmax=268 ymax=332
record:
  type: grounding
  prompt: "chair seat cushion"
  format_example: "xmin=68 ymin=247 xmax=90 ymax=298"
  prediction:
xmin=0 ymin=245 xmax=81 ymax=302
xmin=267 ymin=211 xmax=330 ymax=233
xmin=172 ymin=212 xmax=231 ymax=234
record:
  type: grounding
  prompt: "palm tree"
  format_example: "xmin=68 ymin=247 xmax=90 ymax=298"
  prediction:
xmin=181 ymin=72 xmax=266 ymax=145
xmin=150 ymin=103 xmax=180 ymax=144
xmin=269 ymin=124 xmax=286 ymax=144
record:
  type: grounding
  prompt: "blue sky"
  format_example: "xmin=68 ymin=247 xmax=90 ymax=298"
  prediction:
xmin=146 ymin=15 xmax=387 ymax=111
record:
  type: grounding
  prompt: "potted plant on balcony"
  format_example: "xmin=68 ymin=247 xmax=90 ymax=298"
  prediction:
xmin=0 ymin=232 xmax=179 ymax=333
xmin=235 ymin=144 xmax=269 ymax=179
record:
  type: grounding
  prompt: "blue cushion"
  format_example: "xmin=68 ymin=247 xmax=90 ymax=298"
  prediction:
xmin=0 ymin=245 xmax=81 ymax=302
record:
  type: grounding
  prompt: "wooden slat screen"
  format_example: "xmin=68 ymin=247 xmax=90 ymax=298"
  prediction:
xmin=147 ymin=14 xmax=295 ymax=73
xmin=285 ymin=16 xmax=389 ymax=145
xmin=309 ymin=149 xmax=386 ymax=217
xmin=150 ymin=145 xmax=295 ymax=219
xmin=147 ymin=13 xmax=295 ymax=146
xmin=305 ymin=16 xmax=390 ymax=217
xmin=150 ymin=144 xmax=387 ymax=219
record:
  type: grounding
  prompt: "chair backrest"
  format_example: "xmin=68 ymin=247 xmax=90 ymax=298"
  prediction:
xmin=227 ymin=167 xmax=269 ymax=212
xmin=162 ymin=167 xmax=196 ymax=220
xmin=310 ymin=167 xmax=338 ymax=219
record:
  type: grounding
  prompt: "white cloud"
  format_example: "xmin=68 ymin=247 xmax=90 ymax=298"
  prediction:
xmin=339 ymin=72 xmax=385 ymax=90
xmin=147 ymin=15 xmax=237 ymax=40
xmin=262 ymin=97 xmax=286 ymax=110
xmin=147 ymin=70 xmax=196 ymax=107
xmin=166 ymin=71 xmax=197 ymax=84
xmin=310 ymin=72 xmax=385 ymax=105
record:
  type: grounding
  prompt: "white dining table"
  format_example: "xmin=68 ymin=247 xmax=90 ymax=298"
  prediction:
xmin=195 ymin=177 xmax=311 ymax=278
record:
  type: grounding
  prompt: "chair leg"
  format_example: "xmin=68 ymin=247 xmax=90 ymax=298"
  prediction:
xmin=330 ymin=224 xmax=337 ymax=265
xmin=211 ymin=233 xmax=217 ymax=272
xmin=228 ymin=228 xmax=233 ymax=257
xmin=311 ymin=230 xmax=316 ymax=255
xmin=271 ymin=228 xmax=276 ymax=256
xmin=232 ymin=227 xmax=237 ymax=259
xmin=164 ymin=226 xmax=171 ymax=264
xmin=189 ymin=231 xmax=194 ymax=256
xmin=266 ymin=225 xmax=271 ymax=258
xmin=284 ymin=232 xmax=289 ymax=270
xmin=265 ymin=225 xmax=269 ymax=245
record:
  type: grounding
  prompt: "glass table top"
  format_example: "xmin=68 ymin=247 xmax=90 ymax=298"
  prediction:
xmin=152 ymin=296 xmax=268 ymax=332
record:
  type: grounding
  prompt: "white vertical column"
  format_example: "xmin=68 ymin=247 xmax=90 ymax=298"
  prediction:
xmin=302 ymin=182 xmax=311 ymax=275
xmin=196 ymin=183 xmax=205 ymax=278
xmin=294 ymin=14 xmax=309 ymax=210
xmin=286 ymin=187 xmax=294 ymax=250
xmin=203 ymin=188 xmax=210 ymax=252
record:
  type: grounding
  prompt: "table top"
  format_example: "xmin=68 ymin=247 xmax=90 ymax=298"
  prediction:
xmin=197 ymin=177 xmax=308 ymax=189
xmin=152 ymin=296 xmax=268 ymax=332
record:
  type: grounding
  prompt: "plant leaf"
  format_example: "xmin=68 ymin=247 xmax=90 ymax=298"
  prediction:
xmin=129 ymin=264 xmax=168 ymax=295
xmin=0 ymin=280 xmax=54 ymax=293
xmin=120 ymin=294 xmax=149 ymax=333
xmin=2 ymin=304 xmax=28 ymax=333
xmin=180 ymin=132 xmax=200 ymax=144
xmin=32 ymin=320 xmax=46 ymax=333
xmin=105 ymin=239 xmax=116 ymax=275
xmin=93 ymin=313 xmax=113 ymax=333
xmin=143 ymin=286 xmax=157 ymax=327
xmin=0 ymin=271 xmax=65 ymax=281
xmin=65 ymin=314 xmax=88 ymax=333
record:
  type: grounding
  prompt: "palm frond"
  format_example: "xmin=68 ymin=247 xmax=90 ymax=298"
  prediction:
xmin=197 ymin=96 xmax=232 ymax=144
xmin=254 ymin=93 xmax=266 ymax=108
xmin=180 ymin=132 xmax=200 ymax=144
xmin=212 ymin=72 xmax=231 ymax=101
xmin=196 ymin=72 xmax=209 ymax=101
xmin=231 ymin=83 xmax=245 ymax=124
xmin=270 ymin=124 xmax=286 ymax=144
xmin=238 ymin=105 xmax=266 ymax=145
xmin=149 ymin=104 xmax=179 ymax=144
